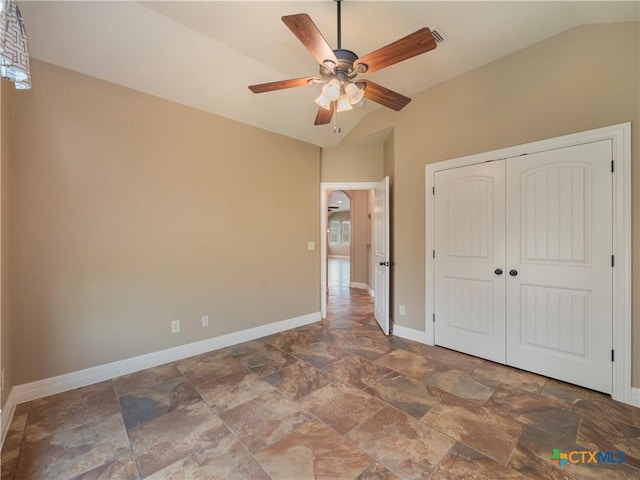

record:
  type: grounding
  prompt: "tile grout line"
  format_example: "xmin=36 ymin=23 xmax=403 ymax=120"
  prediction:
xmin=112 ymin=378 xmax=149 ymax=480
xmin=215 ymin=405 xmax=274 ymax=480
xmin=503 ymin=422 xmax=525 ymax=467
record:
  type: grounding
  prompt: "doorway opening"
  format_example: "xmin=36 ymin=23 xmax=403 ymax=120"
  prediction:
xmin=321 ymin=179 xmax=390 ymax=335
xmin=327 ymin=190 xmax=351 ymax=299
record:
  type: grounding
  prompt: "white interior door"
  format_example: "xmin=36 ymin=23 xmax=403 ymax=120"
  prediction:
xmin=506 ymin=140 xmax=613 ymax=393
xmin=434 ymin=161 xmax=507 ymax=363
xmin=373 ymin=177 xmax=390 ymax=335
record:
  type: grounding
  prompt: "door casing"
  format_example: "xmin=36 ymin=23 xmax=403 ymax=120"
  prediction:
xmin=425 ymin=123 xmax=633 ymax=405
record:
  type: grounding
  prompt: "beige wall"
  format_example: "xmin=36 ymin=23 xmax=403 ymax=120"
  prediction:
xmin=348 ymin=22 xmax=640 ymax=386
xmin=10 ymin=60 xmax=321 ymax=384
xmin=383 ymin=132 xmax=395 ymax=183
xmin=347 ymin=190 xmax=370 ymax=286
xmin=1 ymin=80 xmax=12 ymax=408
xmin=320 ymin=144 xmax=383 ymax=183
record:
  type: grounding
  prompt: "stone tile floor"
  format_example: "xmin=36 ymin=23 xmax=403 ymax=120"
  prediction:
xmin=2 ymin=261 xmax=639 ymax=479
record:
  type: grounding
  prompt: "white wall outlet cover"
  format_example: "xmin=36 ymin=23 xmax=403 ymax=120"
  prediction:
xmin=307 ymin=241 xmax=316 ymax=250
xmin=202 ymin=315 xmax=209 ymax=327
xmin=171 ymin=320 xmax=181 ymax=333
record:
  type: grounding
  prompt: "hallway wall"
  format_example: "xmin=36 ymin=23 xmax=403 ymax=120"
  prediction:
xmin=346 ymin=190 xmax=370 ymax=288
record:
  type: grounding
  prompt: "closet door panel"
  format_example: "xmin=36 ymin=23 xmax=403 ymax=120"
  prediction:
xmin=434 ymin=160 xmax=506 ymax=363
xmin=505 ymin=140 xmax=613 ymax=393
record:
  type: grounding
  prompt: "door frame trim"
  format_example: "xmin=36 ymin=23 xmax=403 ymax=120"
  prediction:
xmin=320 ymin=182 xmax=378 ymax=318
xmin=425 ymin=122 xmax=633 ymax=405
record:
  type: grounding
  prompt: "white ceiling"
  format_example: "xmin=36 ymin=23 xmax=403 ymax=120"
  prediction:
xmin=19 ymin=1 xmax=639 ymax=148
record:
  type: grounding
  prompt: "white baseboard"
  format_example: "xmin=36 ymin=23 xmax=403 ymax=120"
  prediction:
xmin=349 ymin=282 xmax=368 ymax=290
xmin=13 ymin=312 xmax=321 ymax=405
xmin=392 ymin=324 xmax=429 ymax=344
xmin=630 ymin=387 xmax=640 ymax=407
xmin=1 ymin=388 xmax=16 ymax=448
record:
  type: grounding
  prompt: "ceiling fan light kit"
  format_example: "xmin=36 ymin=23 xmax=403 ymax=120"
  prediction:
xmin=248 ymin=0 xmax=438 ymax=127
xmin=316 ymin=79 xmax=364 ymax=112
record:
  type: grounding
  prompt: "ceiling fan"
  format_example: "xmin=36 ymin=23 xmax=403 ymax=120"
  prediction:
xmin=248 ymin=0 xmax=438 ymax=126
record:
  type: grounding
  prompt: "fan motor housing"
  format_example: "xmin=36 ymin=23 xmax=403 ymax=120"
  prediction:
xmin=320 ymin=49 xmax=359 ymax=81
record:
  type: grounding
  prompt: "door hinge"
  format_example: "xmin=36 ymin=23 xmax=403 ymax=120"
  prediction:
xmin=432 ymin=186 xmax=435 ymax=195
xmin=432 ymin=250 xmax=435 ymax=259
xmin=432 ymin=313 xmax=435 ymax=322
xmin=611 ymin=349 xmax=615 ymax=362
xmin=611 ymin=160 xmax=615 ymax=173
xmin=611 ymin=255 xmax=615 ymax=267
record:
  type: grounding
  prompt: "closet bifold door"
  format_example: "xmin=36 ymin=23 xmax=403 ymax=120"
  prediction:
xmin=433 ymin=160 xmax=507 ymax=364
xmin=505 ymin=140 xmax=613 ymax=394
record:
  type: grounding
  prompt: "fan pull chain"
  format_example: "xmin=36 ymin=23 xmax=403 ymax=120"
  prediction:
xmin=333 ymin=103 xmax=341 ymax=133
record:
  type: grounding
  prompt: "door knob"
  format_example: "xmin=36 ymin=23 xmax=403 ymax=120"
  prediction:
xmin=509 ymin=269 xmax=518 ymax=276
xmin=379 ymin=261 xmax=386 ymax=266
xmin=494 ymin=268 xmax=503 ymax=275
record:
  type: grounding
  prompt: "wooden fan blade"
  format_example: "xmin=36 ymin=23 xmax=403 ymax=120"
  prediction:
xmin=314 ymin=103 xmax=335 ymax=125
xmin=282 ymin=14 xmax=338 ymax=66
xmin=362 ymin=81 xmax=411 ymax=111
xmin=249 ymin=76 xmax=319 ymax=94
xmin=354 ymin=28 xmax=437 ymax=74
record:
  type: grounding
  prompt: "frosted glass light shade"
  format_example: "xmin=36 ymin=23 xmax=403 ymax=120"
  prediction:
xmin=336 ymin=94 xmax=353 ymax=112
xmin=345 ymin=82 xmax=364 ymax=105
xmin=315 ymin=93 xmax=332 ymax=110
xmin=322 ymin=79 xmax=341 ymax=101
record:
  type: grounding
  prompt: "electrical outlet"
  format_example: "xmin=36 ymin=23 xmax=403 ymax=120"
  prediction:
xmin=201 ymin=315 xmax=209 ymax=327
xmin=399 ymin=305 xmax=406 ymax=316
xmin=171 ymin=319 xmax=181 ymax=333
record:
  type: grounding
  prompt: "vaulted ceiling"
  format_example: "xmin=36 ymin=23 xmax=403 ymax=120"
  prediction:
xmin=19 ymin=1 xmax=639 ymax=147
